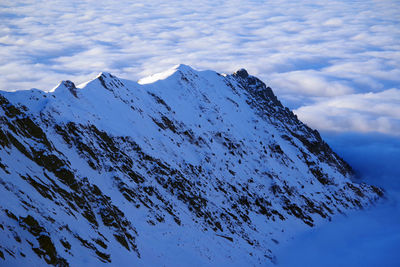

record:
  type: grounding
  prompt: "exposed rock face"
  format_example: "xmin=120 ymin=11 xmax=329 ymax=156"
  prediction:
xmin=233 ymin=68 xmax=249 ymax=79
xmin=0 ymin=65 xmax=382 ymax=266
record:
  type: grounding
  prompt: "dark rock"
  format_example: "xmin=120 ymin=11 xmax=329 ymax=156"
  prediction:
xmin=233 ymin=68 xmax=249 ymax=79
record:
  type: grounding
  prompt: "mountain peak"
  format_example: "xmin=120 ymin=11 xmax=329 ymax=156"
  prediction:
xmin=138 ymin=64 xmax=197 ymax=84
xmin=96 ymin=71 xmax=116 ymax=79
xmin=173 ymin=63 xmax=194 ymax=72
xmin=50 ymin=80 xmax=78 ymax=98
xmin=233 ymin=68 xmax=249 ymax=79
xmin=50 ymin=80 xmax=76 ymax=91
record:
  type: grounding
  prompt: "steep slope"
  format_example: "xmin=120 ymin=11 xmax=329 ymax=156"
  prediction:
xmin=0 ymin=65 xmax=382 ymax=266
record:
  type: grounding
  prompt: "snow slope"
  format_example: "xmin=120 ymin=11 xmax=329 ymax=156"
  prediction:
xmin=0 ymin=65 xmax=382 ymax=266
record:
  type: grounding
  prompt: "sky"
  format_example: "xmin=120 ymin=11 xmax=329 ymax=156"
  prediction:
xmin=1 ymin=0 xmax=399 ymax=265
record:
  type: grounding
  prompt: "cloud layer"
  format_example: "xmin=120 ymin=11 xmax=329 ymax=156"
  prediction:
xmin=277 ymin=131 xmax=400 ymax=267
xmin=0 ymin=0 xmax=399 ymax=135
xmin=295 ymin=89 xmax=400 ymax=135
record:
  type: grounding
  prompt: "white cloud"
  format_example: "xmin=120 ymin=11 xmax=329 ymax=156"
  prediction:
xmin=269 ymin=70 xmax=354 ymax=97
xmin=323 ymin=18 xmax=343 ymax=27
xmin=294 ymin=89 xmax=400 ymax=135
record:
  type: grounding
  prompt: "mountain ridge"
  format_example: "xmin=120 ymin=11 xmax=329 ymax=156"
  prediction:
xmin=0 ymin=65 xmax=382 ymax=266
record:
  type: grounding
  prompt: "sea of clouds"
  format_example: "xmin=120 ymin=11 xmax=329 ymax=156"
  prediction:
xmin=1 ymin=1 xmax=399 ymax=264
xmin=277 ymin=131 xmax=400 ymax=266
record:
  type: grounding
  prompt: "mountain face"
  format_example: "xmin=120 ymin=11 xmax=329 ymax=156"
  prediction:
xmin=0 ymin=65 xmax=382 ymax=266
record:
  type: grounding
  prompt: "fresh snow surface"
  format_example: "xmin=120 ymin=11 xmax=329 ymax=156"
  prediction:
xmin=0 ymin=65 xmax=384 ymax=266
xmin=138 ymin=64 xmax=187 ymax=84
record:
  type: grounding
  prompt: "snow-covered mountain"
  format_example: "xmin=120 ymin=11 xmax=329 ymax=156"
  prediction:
xmin=0 ymin=64 xmax=383 ymax=266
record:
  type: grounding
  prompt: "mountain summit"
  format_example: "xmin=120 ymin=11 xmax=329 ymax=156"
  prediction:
xmin=0 ymin=65 xmax=382 ymax=266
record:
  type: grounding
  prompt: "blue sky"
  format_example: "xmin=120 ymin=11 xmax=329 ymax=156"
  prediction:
xmin=0 ymin=0 xmax=399 ymax=177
